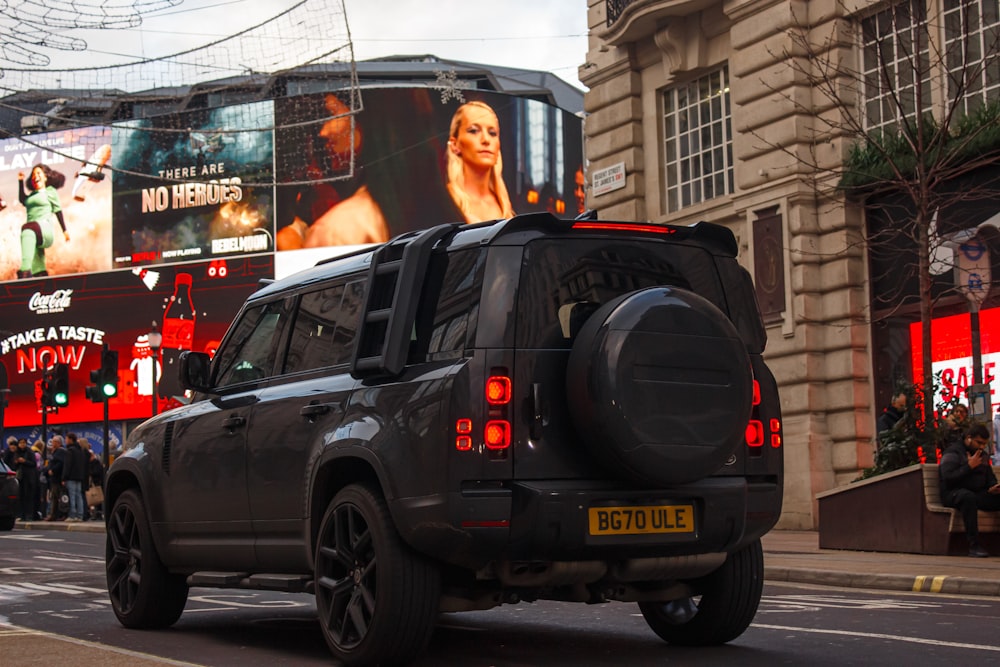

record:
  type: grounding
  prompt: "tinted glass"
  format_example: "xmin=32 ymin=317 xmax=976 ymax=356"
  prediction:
xmin=411 ymin=249 xmax=484 ymax=362
xmin=516 ymin=239 xmax=724 ymax=349
xmin=214 ymin=300 xmax=288 ymax=386
xmin=284 ymin=278 xmax=365 ymax=374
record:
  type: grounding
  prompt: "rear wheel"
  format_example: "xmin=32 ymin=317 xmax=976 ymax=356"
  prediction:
xmin=315 ymin=483 xmax=441 ymax=666
xmin=105 ymin=489 xmax=188 ymax=628
xmin=639 ymin=539 xmax=763 ymax=645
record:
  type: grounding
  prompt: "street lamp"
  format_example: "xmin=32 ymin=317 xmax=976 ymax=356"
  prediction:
xmin=148 ymin=321 xmax=163 ymax=417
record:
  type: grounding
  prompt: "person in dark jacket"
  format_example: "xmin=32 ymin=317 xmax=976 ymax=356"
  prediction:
xmin=62 ymin=432 xmax=87 ymax=522
xmin=939 ymin=423 xmax=1000 ymax=557
xmin=876 ymin=390 xmax=907 ymax=449
xmin=42 ymin=435 xmax=66 ymax=521
xmin=13 ymin=438 xmax=38 ymax=521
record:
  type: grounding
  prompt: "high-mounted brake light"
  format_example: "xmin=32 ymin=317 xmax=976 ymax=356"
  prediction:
xmin=571 ymin=222 xmax=676 ymax=234
xmin=486 ymin=376 xmax=512 ymax=405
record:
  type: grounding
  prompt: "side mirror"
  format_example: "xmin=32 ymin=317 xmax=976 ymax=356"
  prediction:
xmin=179 ymin=351 xmax=213 ymax=393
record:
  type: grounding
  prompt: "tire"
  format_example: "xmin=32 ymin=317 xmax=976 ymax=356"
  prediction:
xmin=105 ymin=489 xmax=188 ymax=628
xmin=0 ymin=515 xmax=14 ymax=531
xmin=639 ymin=538 xmax=764 ymax=645
xmin=315 ymin=483 xmax=441 ymax=666
xmin=566 ymin=286 xmax=753 ymax=485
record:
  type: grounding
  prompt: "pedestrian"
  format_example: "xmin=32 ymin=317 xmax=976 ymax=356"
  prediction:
xmin=876 ymin=390 xmax=907 ymax=449
xmin=939 ymin=423 xmax=1000 ymax=558
xmin=13 ymin=438 xmax=38 ymax=522
xmin=42 ymin=434 xmax=66 ymax=521
xmin=81 ymin=438 xmax=104 ymax=520
xmin=33 ymin=440 xmax=47 ymax=518
xmin=62 ymin=432 xmax=87 ymax=522
xmin=3 ymin=436 xmax=17 ymax=468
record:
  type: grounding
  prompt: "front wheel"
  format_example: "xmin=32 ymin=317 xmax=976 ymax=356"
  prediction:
xmin=315 ymin=483 xmax=441 ymax=666
xmin=639 ymin=538 xmax=763 ymax=645
xmin=105 ymin=489 xmax=188 ymax=628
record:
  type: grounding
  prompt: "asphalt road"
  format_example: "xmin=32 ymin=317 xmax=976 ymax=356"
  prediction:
xmin=3 ymin=529 xmax=1000 ymax=666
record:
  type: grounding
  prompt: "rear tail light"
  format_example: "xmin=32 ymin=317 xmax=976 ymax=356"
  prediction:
xmin=455 ymin=370 xmax=514 ymax=453
xmin=746 ymin=378 xmax=781 ymax=452
xmin=484 ymin=420 xmax=511 ymax=449
xmin=486 ymin=376 xmax=512 ymax=405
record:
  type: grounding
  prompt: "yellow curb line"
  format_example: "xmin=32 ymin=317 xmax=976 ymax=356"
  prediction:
xmin=912 ymin=575 xmax=949 ymax=593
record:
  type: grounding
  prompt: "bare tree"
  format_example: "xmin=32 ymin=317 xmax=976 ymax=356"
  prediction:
xmin=761 ymin=0 xmax=1000 ymax=430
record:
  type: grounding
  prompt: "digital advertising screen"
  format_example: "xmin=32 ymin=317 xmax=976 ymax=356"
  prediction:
xmin=0 ymin=127 xmax=113 ymax=281
xmin=0 ymin=255 xmax=273 ymax=427
xmin=111 ymin=100 xmax=275 ymax=268
xmin=273 ymin=88 xmax=585 ymax=250
xmin=910 ymin=307 xmax=1000 ymax=414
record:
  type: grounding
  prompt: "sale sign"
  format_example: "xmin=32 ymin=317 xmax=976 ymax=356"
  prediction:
xmin=910 ymin=307 xmax=1000 ymax=413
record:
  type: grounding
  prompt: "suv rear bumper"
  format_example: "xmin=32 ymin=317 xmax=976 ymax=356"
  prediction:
xmin=394 ymin=477 xmax=777 ymax=569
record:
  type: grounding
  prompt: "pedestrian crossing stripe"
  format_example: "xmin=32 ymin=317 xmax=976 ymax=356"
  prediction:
xmin=912 ymin=575 xmax=948 ymax=592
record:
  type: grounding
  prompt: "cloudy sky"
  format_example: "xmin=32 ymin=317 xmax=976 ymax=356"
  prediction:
xmin=7 ymin=0 xmax=589 ymax=90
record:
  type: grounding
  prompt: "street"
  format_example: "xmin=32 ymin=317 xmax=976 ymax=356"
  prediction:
xmin=2 ymin=529 xmax=1000 ymax=666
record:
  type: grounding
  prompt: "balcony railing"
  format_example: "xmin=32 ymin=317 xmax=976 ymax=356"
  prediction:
xmin=606 ymin=0 xmax=635 ymax=26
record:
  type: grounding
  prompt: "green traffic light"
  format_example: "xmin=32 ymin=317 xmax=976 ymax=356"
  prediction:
xmin=102 ymin=383 xmax=117 ymax=398
xmin=54 ymin=392 xmax=68 ymax=406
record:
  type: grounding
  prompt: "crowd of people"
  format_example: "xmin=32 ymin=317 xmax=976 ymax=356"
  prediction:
xmin=3 ymin=431 xmax=105 ymax=523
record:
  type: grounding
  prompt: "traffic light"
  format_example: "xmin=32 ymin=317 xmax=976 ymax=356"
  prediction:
xmin=100 ymin=349 xmax=119 ymax=398
xmin=41 ymin=367 xmax=55 ymax=407
xmin=51 ymin=363 xmax=69 ymax=407
xmin=86 ymin=348 xmax=119 ymax=402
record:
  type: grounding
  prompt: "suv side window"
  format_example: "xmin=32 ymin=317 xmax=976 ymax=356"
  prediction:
xmin=284 ymin=278 xmax=366 ymax=374
xmin=214 ymin=299 xmax=289 ymax=387
xmin=411 ymin=249 xmax=484 ymax=362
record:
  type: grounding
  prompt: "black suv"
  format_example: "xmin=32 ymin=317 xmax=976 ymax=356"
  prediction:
xmin=104 ymin=213 xmax=782 ymax=665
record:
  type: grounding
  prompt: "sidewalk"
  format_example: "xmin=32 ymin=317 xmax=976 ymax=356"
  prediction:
xmin=15 ymin=520 xmax=1000 ymax=597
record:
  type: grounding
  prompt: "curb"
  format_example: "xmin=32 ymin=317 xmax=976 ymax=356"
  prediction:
xmin=14 ymin=520 xmax=105 ymax=533
xmin=765 ymin=565 xmax=1000 ymax=597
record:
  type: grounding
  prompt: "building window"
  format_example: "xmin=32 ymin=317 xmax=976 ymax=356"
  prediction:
xmin=860 ymin=1 xmax=931 ymax=133
xmin=943 ymin=0 xmax=1000 ymax=115
xmin=661 ymin=66 xmax=734 ymax=213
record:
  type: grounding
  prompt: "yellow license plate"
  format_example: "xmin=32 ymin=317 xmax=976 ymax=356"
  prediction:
xmin=588 ymin=504 xmax=695 ymax=536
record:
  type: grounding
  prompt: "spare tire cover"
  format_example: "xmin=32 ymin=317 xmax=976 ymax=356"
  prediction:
xmin=566 ymin=286 xmax=753 ymax=486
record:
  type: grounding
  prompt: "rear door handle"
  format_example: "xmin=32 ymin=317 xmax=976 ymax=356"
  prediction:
xmin=222 ymin=415 xmax=246 ymax=429
xmin=300 ymin=403 xmax=332 ymax=419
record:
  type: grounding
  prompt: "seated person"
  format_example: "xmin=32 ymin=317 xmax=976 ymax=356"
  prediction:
xmin=939 ymin=423 xmax=1000 ymax=558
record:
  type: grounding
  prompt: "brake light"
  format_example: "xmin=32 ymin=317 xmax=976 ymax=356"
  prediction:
xmin=572 ymin=222 xmax=676 ymax=235
xmin=455 ymin=418 xmax=473 ymax=451
xmin=770 ymin=418 xmax=782 ymax=448
xmin=484 ymin=420 xmax=511 ymax=449
xmin=486 ymin=376 xmax=512 ymax=405
xmin=752 ymin=380 xmax=760 ymax=406
xmin=745 ymin=420 xmax=764 ymax=447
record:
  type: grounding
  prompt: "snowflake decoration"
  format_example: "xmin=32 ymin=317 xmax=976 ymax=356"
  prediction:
xmin=433 ymin=68 xmax=470 ymax=104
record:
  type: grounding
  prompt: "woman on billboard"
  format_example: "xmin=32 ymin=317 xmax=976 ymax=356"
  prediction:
xmin=16 ymin=164 xmax=69 ymax=278
xmin=446 ymin=101 xmax=514 ymax=223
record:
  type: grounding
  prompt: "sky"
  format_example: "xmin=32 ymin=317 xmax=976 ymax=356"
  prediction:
xmin=3 ymin=0 xmax=590 ymax=91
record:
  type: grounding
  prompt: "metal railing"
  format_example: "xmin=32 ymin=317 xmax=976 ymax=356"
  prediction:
xmin=606 ymin=0 xmax=636 ymax=26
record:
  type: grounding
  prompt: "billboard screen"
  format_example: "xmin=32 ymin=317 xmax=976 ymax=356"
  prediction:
xmin=0 ymin=127 xmax=113 ymax=281
xmin=910 ymin=308 xmax=1000 ymax=413
xmin=273 ymin=88 xmax=584 ymax=249
xmin=111 ymin=101 xmax=275 ymax=269
xmin=0 ymin=255 xmax=273 ymax=427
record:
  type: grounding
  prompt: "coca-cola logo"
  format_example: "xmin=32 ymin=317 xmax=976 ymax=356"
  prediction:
xmin=28 ymin=289 xmax=74 ymax=314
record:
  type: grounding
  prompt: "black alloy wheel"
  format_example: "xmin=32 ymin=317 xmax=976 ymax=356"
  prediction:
xmin=105 ymin=489 xmax=188 ymax=628
xmin=314 ymin=483 xmax=441 ymax=666
xmin=639 ymin=538 xmax=764 ymax=645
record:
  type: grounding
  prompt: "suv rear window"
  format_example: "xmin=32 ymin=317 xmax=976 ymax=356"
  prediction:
xmin=516 ymin=239 xmax=726 ymax=349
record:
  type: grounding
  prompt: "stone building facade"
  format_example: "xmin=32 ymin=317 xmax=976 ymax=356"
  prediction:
xmin=580 ymin=0 xmax=900 ymax=529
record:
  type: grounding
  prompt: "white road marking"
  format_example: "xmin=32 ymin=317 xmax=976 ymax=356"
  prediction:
xmin=753 ymin=623 xmax=1000 ymax=652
